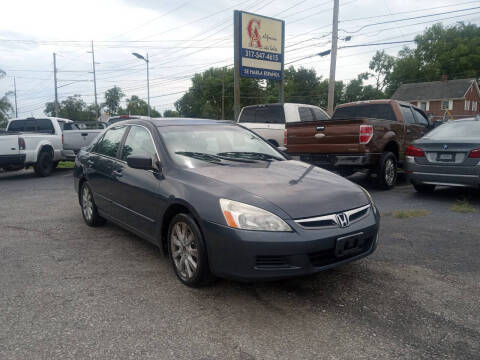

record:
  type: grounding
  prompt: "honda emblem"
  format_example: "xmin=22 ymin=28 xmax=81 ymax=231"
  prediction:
xmin=336 ymin=213 xmax=350 ymax=228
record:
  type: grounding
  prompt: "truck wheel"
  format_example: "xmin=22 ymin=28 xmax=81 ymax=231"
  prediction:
xmin=337 ymin=167 xmax=356 ymax=177
xmin=34 ymin=151 xmax=54 ymax=177
xmin=80 ymin=182 xmax=106 ymax=227
xmin=413 ymin=183 xmax=435 ymax=193
xmin=376 ymin=152 xmax=397 ymax=190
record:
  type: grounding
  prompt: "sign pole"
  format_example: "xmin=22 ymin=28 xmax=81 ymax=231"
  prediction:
xmin=279 ymin=20 xmax=285 ymax=104
xmin=233 ymin=10 xmax=241 ymax=121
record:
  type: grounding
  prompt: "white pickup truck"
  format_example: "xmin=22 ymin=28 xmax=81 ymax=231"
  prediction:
xmin=237 ymin=103 xmax=330 ymax=147
xmin=0 ymin=117 xmax=102 ymax=177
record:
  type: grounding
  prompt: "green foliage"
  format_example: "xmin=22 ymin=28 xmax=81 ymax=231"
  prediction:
xmin=163 ymin=109 xmax=180 ymax=117
xmin=44 ymin=95 xmax=96 ymax=122
xmin=119 ymin=95 xmax=161 ymax=117
xmin=369 ymin=50 xmax=395 ymax=91
xmin=175 ymin=67 xmax=262 ymax=120
xmin=0 ymin=70 xmax=13 ymax=127
xmin=385 ymin=22 xmax=480 ymax=96
xmin=344 ymin=73 xmax=384 ymax=103
xmin=103 ymin=86 xmax=124 ymax=115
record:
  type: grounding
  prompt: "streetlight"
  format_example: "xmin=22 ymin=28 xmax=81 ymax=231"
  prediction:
xmin=132 ymin=52 xmax=150 ymax=117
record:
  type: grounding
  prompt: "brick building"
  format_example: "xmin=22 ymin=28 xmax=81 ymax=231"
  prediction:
xmin=391 ymin=77 xmax=480 ymax=121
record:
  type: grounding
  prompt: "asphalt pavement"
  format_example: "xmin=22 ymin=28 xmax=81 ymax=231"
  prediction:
xmin=0 ymin=168 xmax=479 ymax=359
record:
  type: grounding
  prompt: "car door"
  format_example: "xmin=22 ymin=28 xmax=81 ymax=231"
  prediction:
xmin=112 ymin=125 xmax=167 ymax=238
xmin=87 ymin=125 xmax=127 ymax=217
xmin=400 ymin=105 xmax=421 ymax=148
xmin=412 ymin=108 xmax=430 ymax=137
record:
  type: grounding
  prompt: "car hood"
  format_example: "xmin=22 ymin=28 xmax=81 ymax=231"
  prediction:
xmin=186 ymin=160 xmax=368 ymax=219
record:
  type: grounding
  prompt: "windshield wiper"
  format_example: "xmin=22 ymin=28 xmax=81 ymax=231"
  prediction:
xmin=175 ymin=151 xmax=225 ymax=165
xmin=175 ymin=151 xmax=255 ymax=164
xmin=216 ymin=151 xmax=283 ymax=162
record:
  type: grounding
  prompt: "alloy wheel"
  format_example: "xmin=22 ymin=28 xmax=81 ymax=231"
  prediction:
xmin=82 ymin=186 xmax=93 ymax=222
xmin=170 ymin=221 xmax=199 ymax=281
xmin=384 ymin=159 xmax=396 ymax=186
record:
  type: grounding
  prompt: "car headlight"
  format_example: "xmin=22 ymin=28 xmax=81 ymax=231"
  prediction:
xmin=219 ymin=199 xmax=291 ymax=232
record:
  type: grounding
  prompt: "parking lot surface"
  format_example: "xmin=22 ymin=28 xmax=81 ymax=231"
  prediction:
xmin=1 ymin=168 xmax=479 ymax=359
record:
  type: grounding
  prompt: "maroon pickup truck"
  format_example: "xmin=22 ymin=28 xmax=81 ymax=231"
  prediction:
xmin=285 ymin=100 xmax=432 ymax=189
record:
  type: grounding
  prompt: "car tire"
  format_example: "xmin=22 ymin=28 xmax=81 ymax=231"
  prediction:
xmin=168 ymin=213 xmax=214 ymax=287
xmin=337 ymin=167 xmax=356 ymax=177
xmin=34 ymin=151 xmax=54 ymax=177
xmin=80 ymin=182 xmax=106 ymax=227
xmin=413 ymin=183 xmax=436 ymax=193
xmin=376 ymin=152 xmax=397 ymax=190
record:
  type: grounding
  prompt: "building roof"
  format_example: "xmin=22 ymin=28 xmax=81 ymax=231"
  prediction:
xmin=391 ymin=78 xmax=478 ymax=101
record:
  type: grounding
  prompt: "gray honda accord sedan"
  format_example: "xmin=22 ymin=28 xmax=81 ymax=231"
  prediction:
xmin=406 ymin=117 xmax=480 ymax=192
xmin=74 ymin=118 xmax=379 ymax=287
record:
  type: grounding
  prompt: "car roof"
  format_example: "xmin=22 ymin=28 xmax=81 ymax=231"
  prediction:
xmin=335 ymin=99 xmax=415 ymax=109
xmin=114 ymin=118 xmax=234 ymax=127
xmin=9 ymin=116 xmax=73 ymax=123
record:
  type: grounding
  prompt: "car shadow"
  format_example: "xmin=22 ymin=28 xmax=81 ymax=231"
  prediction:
xmin=0 ymin=167 xmax=73 ymax=181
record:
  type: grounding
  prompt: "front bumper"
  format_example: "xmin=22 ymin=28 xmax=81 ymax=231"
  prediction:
xmin=0 ymin=154 xmax=26 ymax=166
xmin=406 ymin=160 xmax=480 ymax=188
xmin=201 ymin=208 xmax=380 ymax=281
xmin=289 ymin=153 xmax=380 ymax=169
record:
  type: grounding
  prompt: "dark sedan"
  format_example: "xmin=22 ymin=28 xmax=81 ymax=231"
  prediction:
xmin=74 ymin=118 xmax=379 ymax=287
xmin=406 ymin=118 xmax=480 ymax=192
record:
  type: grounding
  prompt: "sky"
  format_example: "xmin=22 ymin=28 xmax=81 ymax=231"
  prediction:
xmin=1 ymin=0 xmax=479 ymax=118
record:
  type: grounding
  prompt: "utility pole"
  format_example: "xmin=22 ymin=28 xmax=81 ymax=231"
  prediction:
xmin=146 ymin=53 xmax=150 ymax=117
xmin=233 ymin=10 xmax=241 ymax=121
xmin=90 ymin=41 xmax=99 ymax=117
xmin=53 ymin=52 xmax=59 ymax=117
xmin=327 ymin=0 xmax=339 ymax=116
xmin=13 ymin=77 xmax=18 ymax=117
xmin=221 ymin=67 xmax=225 ymax=120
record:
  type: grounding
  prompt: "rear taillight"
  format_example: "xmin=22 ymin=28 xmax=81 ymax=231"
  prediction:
xmin=406 ymin=145 xmax=425 ymax=157
xmin=468 ymin=148 xmax=480 ymax=158
xmin=359 ymin=125 xmax=373 ymax=144
xmin=18 ymin=137 xmax=26 ymax=150
xmin=283 ymin=129 xmax=287 ymax=146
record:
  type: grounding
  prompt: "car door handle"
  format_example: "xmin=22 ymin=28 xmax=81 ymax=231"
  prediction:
xmin=316 ymin=126 xmax=325 ymax=131
xmin=81 ymin=133 xmax=88 ymax=136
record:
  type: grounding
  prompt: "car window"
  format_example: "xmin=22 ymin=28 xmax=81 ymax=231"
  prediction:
xmin=312 ymin=107 xmax=329 ymax=121
xmin=298 ymin=107 xmax=314 ymax=122
xmin=412 ymin=109 xmax=429 ymax=127
xmin=7 ymin=120 xmax=25 ymax=132
xmin=121 ymin=126 xmax=157 ymax=161
xmin=424 ymin=121 xmax=480 ymax=139
xmin=238 ymin=105 xmax=284 ymax=124
xmin=36 ymin=119 xmax=55 ymax=134
xmin=58 ymin=121 xmax=78 ymax=131
xmin=94 ymin=126 xmax=126 ymax=158
xmin=332 ymin=104 xmax=395 ymax=121
xmin=400 ymin=106 xmax=416 ymax=125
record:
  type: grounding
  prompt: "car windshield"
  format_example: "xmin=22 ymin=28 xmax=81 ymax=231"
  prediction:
xmin=159 ymin=124 xmax=285 ymax=168
xmin=423 ymin=120 xmax=480 ymax=140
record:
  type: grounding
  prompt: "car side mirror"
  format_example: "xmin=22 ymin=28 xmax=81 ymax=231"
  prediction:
xmin=127 ymin=155 xmax=153 ymax=170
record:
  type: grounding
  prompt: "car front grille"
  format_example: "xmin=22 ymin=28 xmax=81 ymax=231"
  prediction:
xmin=308 ymin=236 xmax=374 ymax=267
xmin=295 ymin=204 xmax=371 ymax=229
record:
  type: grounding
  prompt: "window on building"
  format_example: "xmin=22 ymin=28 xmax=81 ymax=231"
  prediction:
xmin=441 ymin=100 xmax=449 ymax=110
xmin=418 ymin=101 xmax=428 ymax=111
xmin=472 ymin=101 xmax=478 ymax=112
xmin=465 ymin=100 xmax=470 ymax=111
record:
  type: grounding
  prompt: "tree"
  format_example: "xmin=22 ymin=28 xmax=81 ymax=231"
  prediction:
xmin=44 ymin=95 xmax=96 ymax=122
xmin=369 ymin=50 xmax=395 ymax=91
xmin=175 ymin=67 xmax=262 ymax=120
xmin=163 ymin=109 xmax=180 ymax=117
xmin=103 ymin=86 xmax=124 ymax=115
xmin=344 ymin=72 xmax=384 ymax=103
xmin=120 ymin=95 xmax=161 ymax=117
xmin=384 ymin=22 xmax=480 ymax=96
xmin=0 ymin=69 xmax=13 ymax=127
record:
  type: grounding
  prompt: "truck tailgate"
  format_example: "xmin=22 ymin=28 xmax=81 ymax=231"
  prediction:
xmin=63 ymin=130 xmax=102 ymax=152
xmin=0 ymin=134 xmax=20 ymax=155
xmin=286 ymin=118 xmax=368 ymax=154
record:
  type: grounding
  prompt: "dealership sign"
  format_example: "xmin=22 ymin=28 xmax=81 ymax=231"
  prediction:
xmin=237 ymin=11 xmax=284 ymax=80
